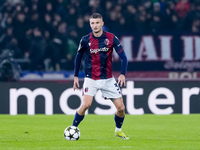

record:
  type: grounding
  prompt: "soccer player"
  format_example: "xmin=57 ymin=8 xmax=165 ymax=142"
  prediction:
xmin=72 ymin=13 xmax=129 ymax=139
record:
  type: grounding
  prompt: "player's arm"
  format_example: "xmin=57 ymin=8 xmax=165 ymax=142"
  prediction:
xmin=113 ymin=36 xmax=128 ymax=87
xmin=117 ymin=51 xmax=128 ymax=87
xmin=73 ymin=52 xmax=83 ymax=90
xmin=73 ymin=38 xmax=85 ymax=90
xmin=73 ymin=76 xmax=79 ymax=91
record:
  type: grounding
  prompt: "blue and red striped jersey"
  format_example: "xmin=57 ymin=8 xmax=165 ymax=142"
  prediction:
xmin=74 ymin=31 xmax=127 ymax=80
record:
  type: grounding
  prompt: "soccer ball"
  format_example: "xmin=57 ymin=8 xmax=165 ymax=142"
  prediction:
xmin=64 ymin=126 xmax=80 ymax=141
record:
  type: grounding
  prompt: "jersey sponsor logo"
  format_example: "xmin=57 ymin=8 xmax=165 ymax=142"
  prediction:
xmin=90 ymin=47 xmax=109 ymax=54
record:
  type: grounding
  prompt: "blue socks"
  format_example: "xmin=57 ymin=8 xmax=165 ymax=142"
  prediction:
xmin=72 ymin=112 xmax=85 ymax=127
xmin=72 ymin=112 xmax=124 ymax=128
xmin=114 ymin=114 xmax=124 ymax=128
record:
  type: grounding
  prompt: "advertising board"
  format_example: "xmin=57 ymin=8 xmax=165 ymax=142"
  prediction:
xmin=0 ymin=80 xmax=199 ymax=115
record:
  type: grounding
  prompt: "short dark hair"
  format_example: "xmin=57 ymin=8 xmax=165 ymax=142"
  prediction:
xmin=89 ymin=13 xmax=103 ymax=20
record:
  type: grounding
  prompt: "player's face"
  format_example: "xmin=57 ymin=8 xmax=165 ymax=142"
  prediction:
xmin=89 ymin=18 xmax=104 ymax=34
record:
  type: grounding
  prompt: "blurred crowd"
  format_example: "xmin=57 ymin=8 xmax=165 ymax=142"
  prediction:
xmin=0 ymin=0 xmax=200 ymax=71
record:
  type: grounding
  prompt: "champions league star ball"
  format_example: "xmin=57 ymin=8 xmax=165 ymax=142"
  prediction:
xmin=64 ymin=126 xmax=80 ymax=141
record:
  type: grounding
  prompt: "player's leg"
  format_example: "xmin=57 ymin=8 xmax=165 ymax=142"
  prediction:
xmin=72 ymin=95 xmax=93 ymax=127
xmin=112 ymin=97 xmax=129 ymax=139
xmin=100 ymin=77 xmax=129 ymax=139
xmin=72 ymin=78 xmax=97 ymax=127
xmin=112 ymin=97 xmax=125 ymax=129
xmin=78 ymin=95 xmax=93 ymax=115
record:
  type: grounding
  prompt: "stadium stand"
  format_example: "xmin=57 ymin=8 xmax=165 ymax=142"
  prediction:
xmin=0 ymin=0 xmax=199 ymax=73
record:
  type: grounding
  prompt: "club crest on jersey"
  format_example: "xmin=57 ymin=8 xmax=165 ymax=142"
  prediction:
xmin=104 ymin=39 xmax=109 ymax=45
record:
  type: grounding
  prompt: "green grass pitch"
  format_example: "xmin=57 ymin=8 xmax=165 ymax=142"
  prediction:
xmin=0 ymin=114 xmax=200 ymax=150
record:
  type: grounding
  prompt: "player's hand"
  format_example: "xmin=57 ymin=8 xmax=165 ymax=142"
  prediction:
xmin=118 ymin=74 xmax=126 ymax=87
xmin=73 ymin=76 xmax=79 ymax=91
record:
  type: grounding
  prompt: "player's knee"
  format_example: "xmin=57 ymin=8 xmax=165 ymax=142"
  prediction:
xmin=82 ymin=103 xmax=91 ymax=110
xmin=117 ymin=104 xmax=125 ymax=113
